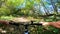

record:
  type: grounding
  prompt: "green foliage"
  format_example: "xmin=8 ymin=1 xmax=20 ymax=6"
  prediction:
xmin=0 ymin=15 xmax=15 ymax=20
xmin=0 ymin=0 xmax=42 ymax=16
xmin=0 ymin=6 xmax=10 ymax=16
xmin=0 ymin=0 xmax=60 ymax=34
xmin=5 ymin=0 xmax=24 ymax=7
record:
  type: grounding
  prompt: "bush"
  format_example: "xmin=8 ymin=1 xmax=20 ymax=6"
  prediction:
xmin=0 ymin=15 xmax=15 ymax=20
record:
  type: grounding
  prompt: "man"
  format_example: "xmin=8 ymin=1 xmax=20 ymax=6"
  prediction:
xmin=40 ymin=21 xmax=60 ymax=28
xmin=0 ymin=20 xmax=60 ymax=28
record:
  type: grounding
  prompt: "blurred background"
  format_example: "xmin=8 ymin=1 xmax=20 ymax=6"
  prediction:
xmin=0 ymin=0 xmax=60 ymax=34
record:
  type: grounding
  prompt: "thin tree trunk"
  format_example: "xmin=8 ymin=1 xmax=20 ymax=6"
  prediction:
xmin=50 ymin=0 xmax=58 ymax=21
xmin=41 ymin=0 xmax=50 ymax=15
xmin=50 ymin=0 xmax=58 ymax=14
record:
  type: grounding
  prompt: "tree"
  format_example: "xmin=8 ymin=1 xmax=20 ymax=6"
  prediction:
xmin=5 ymin=0 xmax=24 ymax=15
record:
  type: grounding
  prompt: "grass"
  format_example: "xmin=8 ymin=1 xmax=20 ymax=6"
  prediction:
xmin=0 ymin=15 xmax=15 ymax=20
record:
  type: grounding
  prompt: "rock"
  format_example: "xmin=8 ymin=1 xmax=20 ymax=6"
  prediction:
xmin=0 ymin=28 xmax=7 ymax=34
xmin=1 ymin=30 xmax=7 ymax=33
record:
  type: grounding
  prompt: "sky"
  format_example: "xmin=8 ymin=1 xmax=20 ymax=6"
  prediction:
xmin=40 ymin=0 xmax=60 ymax=14
xmin=15 ymin=0 xmax=60 ymax=14
xmin=40 ymin=0 xmax=54 ymax=14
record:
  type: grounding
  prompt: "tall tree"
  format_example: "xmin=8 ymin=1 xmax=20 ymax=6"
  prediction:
xmin=50 ymin=0 xmax=58 ymax=14
xmin=41 ymin=0 xmax=50 ymax=15
xmin=5 ymin=0 xmax=24 ymax=15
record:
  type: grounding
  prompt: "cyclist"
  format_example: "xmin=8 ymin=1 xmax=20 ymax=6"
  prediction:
xmin=0 ymin=20 xmax=60 ymax=28
xmin=40 ymin=21 xmax=60 ymax=28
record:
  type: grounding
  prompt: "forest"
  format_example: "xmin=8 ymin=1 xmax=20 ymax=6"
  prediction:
xmin=0 ymin=0 xmax=60 ymax=34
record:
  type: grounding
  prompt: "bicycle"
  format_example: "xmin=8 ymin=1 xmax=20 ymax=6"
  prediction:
xmin=0 ymin=20 xmax=57 ymax=34
xmin=9 ymin=21 xmax=42 ymax=34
